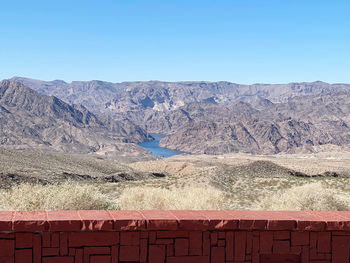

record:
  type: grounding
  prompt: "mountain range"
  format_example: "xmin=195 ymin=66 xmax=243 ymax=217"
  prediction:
xmin=0 ymin=80 xmax=151 ymax=155
xmin=6 ymin=77 xmax=350 ymax=155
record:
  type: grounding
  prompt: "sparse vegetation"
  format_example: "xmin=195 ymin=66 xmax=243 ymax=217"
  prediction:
xmin=1 ymin=151 xmax=350 ymax=211
xmin=0 ymin=181 xmax=116 ymax=211
xmin=118 ymin=186 xmax=225 ymax=210
xmin=256 ymin=182 xmax=350 ymax=211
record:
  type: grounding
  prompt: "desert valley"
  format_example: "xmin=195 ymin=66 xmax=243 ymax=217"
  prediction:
xmin=1 ymin=78 xmax=350 ymax=211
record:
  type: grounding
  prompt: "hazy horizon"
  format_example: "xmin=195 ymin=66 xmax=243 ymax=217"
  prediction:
xmin=6 ymin=76 xmax=350 ymax=86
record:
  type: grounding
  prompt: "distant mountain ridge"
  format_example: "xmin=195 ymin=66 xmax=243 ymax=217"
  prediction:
xmin=7 ymin=77 xmax=350 ymax=155
xmin=0 ymin=80 xmax=151 ymax=155
xmin=11 ymin=77 xmax=350 ymax=114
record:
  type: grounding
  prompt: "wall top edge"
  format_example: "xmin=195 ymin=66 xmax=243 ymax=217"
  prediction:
xmin=0 ymin=210 xmax=349 ymax=232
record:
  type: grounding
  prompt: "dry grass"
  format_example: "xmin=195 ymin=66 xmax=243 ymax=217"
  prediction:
xmin=0 ymin=181 xmax=115 ymax=211
xmin=118 ymin=186 xmax=225 ymax=210
xmin=256 ymin=182 xmax=350 ymax=211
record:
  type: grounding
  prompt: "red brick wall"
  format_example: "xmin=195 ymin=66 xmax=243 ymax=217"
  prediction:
xmin=1 ymin=210 xmax=350 ymax=262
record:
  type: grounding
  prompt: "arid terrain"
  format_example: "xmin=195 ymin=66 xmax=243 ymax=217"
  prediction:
xmin=0 ymin=145 xmax=349 ymax=211
xmin=1 ymin=78 xmax=350 ymax=211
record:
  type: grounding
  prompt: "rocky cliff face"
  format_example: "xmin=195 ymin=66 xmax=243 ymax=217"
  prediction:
xmin=0 ymin=80 xmax=151 ymax=154
xmin=159 ymin=92 xmax=350 ymax=154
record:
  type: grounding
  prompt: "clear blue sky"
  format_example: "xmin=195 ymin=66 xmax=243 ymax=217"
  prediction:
xmin=1 ymin=0 xmax=349 ymax=84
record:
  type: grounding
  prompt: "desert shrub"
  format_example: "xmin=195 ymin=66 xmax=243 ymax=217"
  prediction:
xmin=0 ymin=181 xmax=115 ymax=211
xmin=256 ymin=182 xmax=350 ymax=211
xmin=118 ymin=186 xmax=225 ymax=210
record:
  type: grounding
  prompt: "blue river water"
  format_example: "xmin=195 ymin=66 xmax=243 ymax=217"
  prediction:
xmin=138 ymin=134 xmax=181 ymax=158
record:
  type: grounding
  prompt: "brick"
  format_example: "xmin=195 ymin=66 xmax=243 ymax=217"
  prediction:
xmin=33 ymin=233 xmax=41 ymax=263
xmin=252 ymin=236 xmax=259 ymax=263
xmin=314 ymin=211 xmax=350 ymax=231
xmin=268 ymin=220 xmax=296 ymax=231
xmin=84 ymin=247 xmax=110 ymax=254
xmin=51 ymin=232 xmax=59 ymax=247
xmin=218 ymin=231 xmax=226 ymax=239
xmin=317 ymin=232 xmax=331 ymax=253
xmin=149 ymin=232 xmax=156 ymax=243
xmin=235 ymin=231 xmax=246 ymax=261
xmin=274 ymin=231 xmax=290 ymax=240
xmin=119 ymin=246 xmax=139 ymax=262
xmin=140 ymin=231 xmax=148 ymax=239
xmin=13 ymin=211 xmax=48 ymax=232
xmin=253 ymin=231 xmax=260 ymax=237
xmin=273 ymin=240 xmax=290 ymax=254
xmin=210 ymin=232 xmax=218 ymax=246
xmin=109 ymin=210 xmax=146 ymax=231
xmin=297 ymin=221 xmax=326 ymax=231
xmin=167 ymin=256 xmax=209 ymax=263
xmin=149 ymin=245 xmax=165 ymax=263
xmin=84 ymin=247 xmax=111 ymax=262
xmin=0 ymin=239 xmax=14 ymax=263
xmin=332 ymin=236 xmax=350 ymax=263
xmin=47 ymin=210 xmax=82 ymax=231
xmin=224 ymin=211 xmax=267 ymax=230
xmin=79 ymin=210 xmax=113 ymax=231
xmin=157 ymin=231 xmax=188 ymax=238
xmin=175 ymin=238 xmax=189 ymax=256
xmin=291 ymin=232 xmax=309 ymax=246
xmin=290 ymin=246 xmax=302 ymax=254
xmin=60 ymin=232 xmax=68 ymax=256
xmin=211 ymin=247 xmax=225 ymax=263
xmin=313 ymin=254 xmax=331 ymax=260
xmin=15 ymin=249 xmax=32 ymax=263
xmin=42 ymin=232 xmax=50 ymax=247
xmin=43 ymin=248 xmax=59 ymax=256
xmin=202 ymin=210 xmax=239 ymax=230
xmin=140 ymin=239 xmax=148 ymax=262
xmin=310 ymin=248 xmax=331 ymax=260
xmin=226 ymin=232 xmax=234 ymax=261
xmin=260 ymin=254 xmax=300 ymax=263
xmin=332 ymin=231 xmax=350 ymax=235
xmin=120 ymin=232 xmax=140 ymax=245
xmin=260 ymin=232 xmax=273 ymax=253
xmin=171 ymin=210 xmax=209 ymax=230
xmin=90 ymin=255 xmax=111 ymax=263
xmin=75 ymin=249 xmax=83 ymax=263
xmin=0 ymin=211 xmax=13 ymax=231
xmin=203 ymin=232 xmax=210 ymax=256
xmin=142 ymin=210 xmax=178 ymax=230
xmin=310 ymin=232 xmax=317 ymax=249
xmin=155 ymin=238 xmax=173 ymax=244
xmin=240 ymin=219 xmax=267 ymax=230
xmin=301 ymin=246 xmax=309 ymax=263
xmin=0 ymin=233 xmax=14 ymax=239
xmin=111 ymin=246 xmax=118 ymax=263
xmin=284 ymin=211 xmax=326 ymax=230
xmin=69 ymin=232 xmax=118 ymax=247
xmin=42 ymin=257 xmax=74 ymax=263
xmin=218 ymin=239 xmax=225 ymax=247
xmin=246 ymin=231 xmax=253 ymax=254
xmin=16 ymin=233 xmax=33 ymax=248
xmin=167 ymin=244 xmax=174 ymax=257
xmin=189 ymin=231 xmax=202 ymax=255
